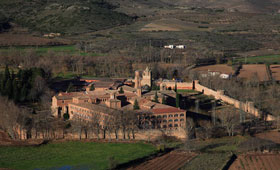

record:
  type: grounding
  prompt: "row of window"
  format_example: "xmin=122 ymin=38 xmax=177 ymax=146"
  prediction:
xmin=162 ymin=124 xmax=182 ymax=128
xmin=162 ymin=119 xmax=184 ymax=123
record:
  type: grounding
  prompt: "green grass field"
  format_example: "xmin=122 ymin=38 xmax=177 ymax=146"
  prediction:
xmin=235 ymin=55 xmax=280 ymax=64
xmin=181 ymin=153 xmax=232 ymax=170
xmin=0 ymin=141 xmax=157 ymax=170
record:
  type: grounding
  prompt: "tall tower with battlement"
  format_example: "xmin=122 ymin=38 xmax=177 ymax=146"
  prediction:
xmin=141 ymin=67 xmax=152 ymax=87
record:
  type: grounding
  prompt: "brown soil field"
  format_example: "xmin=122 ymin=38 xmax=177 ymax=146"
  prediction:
xmin=193 ymin=64 xmax=234 ymax=74
xmin=128 ymin=151 xmax=197 ymax=170
xmin=255 ymin=131 xmax=280 ymax=144
xmin=0 ymin=33 xmax=70 ymax=46
xmin=270 ymin=65 xmax=280 ymax=81
xmin=229 ymin=153 xmax=280 ymax=170
xmin=238 ymin=64 xmax=269 ymax=81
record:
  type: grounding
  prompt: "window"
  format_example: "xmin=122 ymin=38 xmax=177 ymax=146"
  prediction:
xmin=157 ymin=115 xmax=162 ymax=118
xmin=163 ymin=125 xmax=167 ymax=128
xmin=174 ymin=124 xmax=178 ymax=127
xmin=174 ymin=119 xmax=178 ymax=122
xmin=163 ymin=120 xmax=167 ymax=123
xmin=169 ymin=114 xmax=173 ymax=117
xmin=163 ymin=115 xmax=167 ymax=118
xmin=169 ymin=119 xmax=173 ymax=122
xmin=169 ymin=124 xmax=173 ymax=127
xmin=62 ymin=100 xmax=64 ymax=103
xmin=180 ymin=119 xmax=184 ymax=121
xmin=174 ymin=114 xmax=178 ymax=117
xmin=180 ymin=113 xmax=184 ymax=117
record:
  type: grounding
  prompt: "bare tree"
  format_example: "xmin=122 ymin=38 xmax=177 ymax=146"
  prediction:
xmin=218 ymin=107 xmax=239 ymax=136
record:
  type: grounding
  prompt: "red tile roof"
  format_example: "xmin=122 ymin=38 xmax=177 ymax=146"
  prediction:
xmin=152 ymin=108 xmax=185 ymax=114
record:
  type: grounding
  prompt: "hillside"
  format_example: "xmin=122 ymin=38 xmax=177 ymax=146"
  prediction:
xmin=161 ymin=0 xmax=280 ymax=13
xmin=0 ymin=0 xmax=133 ymax=34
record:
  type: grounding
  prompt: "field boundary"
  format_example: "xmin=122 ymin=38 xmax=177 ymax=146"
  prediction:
xmin=222 ymin=153 xmax=237 ymax=170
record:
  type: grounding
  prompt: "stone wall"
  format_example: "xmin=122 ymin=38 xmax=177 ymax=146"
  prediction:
xmin=15 ymin=127 xmax=187 ymax=141
xmin=193 ymin=80 xmax=275 ymax=121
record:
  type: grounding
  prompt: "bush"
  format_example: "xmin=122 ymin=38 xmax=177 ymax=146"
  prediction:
xmin=63 ymin=113 xmax=70 ymax=120
xmin=108 ymin=156 xmax=118 ymax=169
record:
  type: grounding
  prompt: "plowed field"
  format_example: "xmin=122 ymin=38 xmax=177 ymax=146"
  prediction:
xmin=255 ymin=131 xmax=280 ymax=144
xmin=229 ymin=154 xmax=280 ymax=170
xmin=238 ymin=64 xmax=269 ymax=81
xmin=128 ymin=151 xmax=197 ymax=170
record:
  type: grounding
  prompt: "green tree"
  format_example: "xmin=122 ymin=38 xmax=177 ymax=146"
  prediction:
xmin=5 ymin=78 xmax=13 ymax=99
xmin=133 ymin=99 xmax=140 ymax=110
xmin=67 ymin=82 xmax=74 ymax=92
xmin=119 ymin=87 xmax=124 ymax=94
xmin=90 ymin=84 xmax=95 ymax=91
xmin=176 ymin=92 xmax=180 ymax=108
xmin=153 ymin=91 xmax=159 ymax=103
xmin=174 ymin=83 xmax=177 ymax=92
xmin=63 ymin=113 xmax=70 ymax=120
xmin=162 ymin=96 xmax=166 ymax=104
xmin=20 ymin=85 xmax=28 ymax=102
xmin=12 ymin=78 xmax=19 ymax=103
xmin=4 ymin=65 xmax=10 ymax=83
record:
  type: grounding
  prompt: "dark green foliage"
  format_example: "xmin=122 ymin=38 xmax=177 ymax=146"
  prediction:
xmin=176 ymin=92 xmax=180 ymax=108
xmin=90 ymin=84 xmax=95 ymax=91
xmin=0 ymin=66 xmax=46 ymax=103
xmin=108 ymin=156 xmax=118 ymax=169
xmin=133 ymin=99 xmax=140 ymax=110
xmin=174 ymin=84 xmax=177 ymax=92
xmin=152 ymin=85 xmax=160 ymax=91
xmin=63 ymin=113 xmax=70 ymax=120
xmin=119 ymin=87 xmax=124 ymax=94
xmin=67 ymin=83 xmax=74 ymax=92
xmin=153 ymin=91 xmax=159 ymax=103
xmin=162 ymin=96 xmax=166 ymax=104
xmin=0 ymin=0 xmax=132 ymax=34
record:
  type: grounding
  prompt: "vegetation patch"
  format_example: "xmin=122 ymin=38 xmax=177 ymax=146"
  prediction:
xmin=0 ymin=141 xmax=157 ymax=170
xmin=235 ymin=55 xmax=280 ymax=64
xmin=181 ymin=152 xmax=232 ymax=170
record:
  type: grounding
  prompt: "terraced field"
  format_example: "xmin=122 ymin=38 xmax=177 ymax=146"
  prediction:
xmin=229 ymin=154 xmax=280 ymax=170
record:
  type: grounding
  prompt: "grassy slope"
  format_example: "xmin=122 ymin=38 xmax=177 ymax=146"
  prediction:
xmin=0 ymin=0 xmax=132 ymax=34
xmin=0 ymin=141 xmax=157 ymax=170
xmin=236 ymin=55 xmax=280 ymax=64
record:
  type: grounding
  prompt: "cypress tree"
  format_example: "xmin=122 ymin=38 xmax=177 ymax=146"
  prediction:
xmin=5 ymin=78 xmax=13 ymax=99
xmin=67 ymin=82 xmax=74 ymax=92
xmin=20 ymin=85 xmax=27 ymax=102
xmin=162 ymin=96 xmax=166 ymax=104
xmin=154 ymin=91 xmax=159 ymax=103
xmin=174 ymin=83 xmax=177 ymax=92
xmin=119 ymin=87 xmax=124 ymax=94
xmin=13 ymin=79 xmax=19 ymax=102
xmin=133 ymin=99 xmax=140 ymax=110
xmin=176 ymin=92 xmax=180 ymax=108
xmin=90 ymin=84 xmax=95 ymax=91
xmin=4 ymin=65 xmax=10 ymax=83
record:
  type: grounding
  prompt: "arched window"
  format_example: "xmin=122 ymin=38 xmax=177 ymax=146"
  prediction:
xmin=169 ymin=119 xmax=173 ymax=122
xmin=180 ymin=119 xmax=184 ymax=121
xmin=169 ymin=124 xmax=173 ymax=127
xmin=180 ymin=113 xmax=184 ymax=117
xmin=174 ymin=124 xmax=178 ymax=127
xmin=169 ymin=114 xmax=173 ymax=117
xmin=174 ymin=114 xmax=178 ymax=117
xmin=174 ymin=119 xmax=178 ymax=122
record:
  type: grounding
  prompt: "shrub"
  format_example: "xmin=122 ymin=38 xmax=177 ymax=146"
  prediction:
xmin=108 ymin=156 xmax=118 ymax=169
